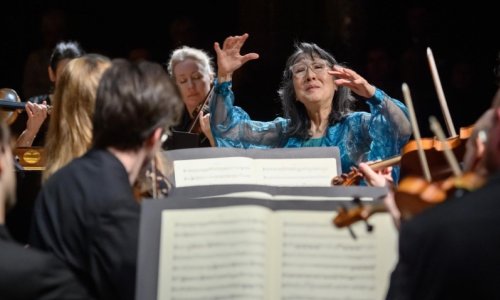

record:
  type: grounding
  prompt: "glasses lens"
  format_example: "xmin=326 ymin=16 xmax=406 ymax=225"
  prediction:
xmin=312 ymin=62 xmax=326 ymax=71
xmin=291 ymin=64 xmax=307 ymax=76
xmin=291 ymin=61 xmax=328 ymax=77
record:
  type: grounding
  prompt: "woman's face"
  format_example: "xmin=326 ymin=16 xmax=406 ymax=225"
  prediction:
xmin=291 ymin=55 xmax=336 ymax=108
xmin=173 ymin=58 xmax=212 ymax=113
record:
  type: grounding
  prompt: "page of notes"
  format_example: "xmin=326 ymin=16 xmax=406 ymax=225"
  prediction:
xmin=157 ymin=206 xmax=273 ymax=299
xmin=273 ymin=211 xmax=397 ymax=300
xmin=157 ymin=205 xmax=398 ymax=300
xmin=173 ymin=157 xmax=337 ymax=187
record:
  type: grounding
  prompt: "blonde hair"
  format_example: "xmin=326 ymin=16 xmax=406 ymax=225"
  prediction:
xmin=43 ymin=54 xmax=111 ymax=182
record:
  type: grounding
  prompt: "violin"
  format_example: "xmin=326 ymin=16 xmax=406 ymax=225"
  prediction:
xmin=333 ymin=198 xmax=386 ymax=229
xmin=331 ymin=155 xmax=401 ymax=186
xmin=399 ymin=126 xmax=472 ymax=181
xmin=395 ymin=171 xmax=486 ymax=220
xmin=331 ymin=126 xmax=473 ymax=187
xmin=187 ymin=85 xmax=214 ymax=134
xmin=332 ymin=50 xmax=484 ymax=227
xmin=333 ymin=170 xmax=486 ymax=229
xmin=332 ymin=88 xmax=481 ymax=228
xmin=133 ymin=154 xmax=171 ymax=201
xmin=394 ymin=116 xmax=486 ymax=220
xmin=0 ymin=88 xmax=52 ymax=125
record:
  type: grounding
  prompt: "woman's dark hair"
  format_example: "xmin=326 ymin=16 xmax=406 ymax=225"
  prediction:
xmin=49 ymin=41 xmax=85 ymax=71
xmin=278 ymin=42 xmax=355 ymax=139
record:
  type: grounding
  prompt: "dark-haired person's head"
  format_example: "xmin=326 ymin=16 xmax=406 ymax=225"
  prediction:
xmin=93 ymin=59 xmax=183 ymax=151
xmin=48 ymin=41 xmax=85 ymax=87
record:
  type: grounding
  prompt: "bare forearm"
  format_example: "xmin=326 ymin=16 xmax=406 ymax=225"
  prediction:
xmin=16 ymin=129 xmax=37 ymax=147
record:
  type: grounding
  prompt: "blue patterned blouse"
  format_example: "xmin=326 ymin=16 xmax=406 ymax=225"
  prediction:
xmin=209 ymin=81 xmax=411 ymax=182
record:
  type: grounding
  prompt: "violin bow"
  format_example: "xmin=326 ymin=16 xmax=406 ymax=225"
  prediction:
xmin=402 ymin=83 xmax=432 ymax=182
xmin=427 ymin=47 xmax=458 ymax=137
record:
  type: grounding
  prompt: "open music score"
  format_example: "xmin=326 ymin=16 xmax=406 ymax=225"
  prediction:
xmin=173 ymin=157 xmax=338 ymax=187
xmin=157 ymin=205 xmax=397 ymax=300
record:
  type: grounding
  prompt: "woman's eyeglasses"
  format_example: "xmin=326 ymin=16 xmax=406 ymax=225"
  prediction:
xmin=290 ymin=61 xmax=330 ymax=78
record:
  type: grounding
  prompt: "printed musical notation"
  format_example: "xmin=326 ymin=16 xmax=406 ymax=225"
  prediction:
xmin=157 ymin=206 xmax=397 ymax=300
xmin=173 ymin=157 xmax=338 ymax=187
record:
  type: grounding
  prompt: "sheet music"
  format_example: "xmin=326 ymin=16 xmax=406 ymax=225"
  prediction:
xmin=273 ymin=211 xmax=397 ymax=300
xmin=157 ymin=206 xmax=273 ymax=300
xmin=157 ymin=206 xmax=397 ymax=300
xmin=173 ymin=157 xmax=337 ymax=187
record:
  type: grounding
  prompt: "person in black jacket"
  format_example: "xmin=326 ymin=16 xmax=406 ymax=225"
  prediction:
xmin=361 ymin=88 xmax=500 ymax=299
xmin=0 ymin=121 xmax=92 ymax=299
xmin=387 ymin=93 xmax=500 ymax=299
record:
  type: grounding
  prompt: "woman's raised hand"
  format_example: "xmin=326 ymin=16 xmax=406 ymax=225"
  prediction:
xmin=214 ymin=33 xmax=259 ymax=81
xmin=329 ymin=66 xmax=376 ymax=99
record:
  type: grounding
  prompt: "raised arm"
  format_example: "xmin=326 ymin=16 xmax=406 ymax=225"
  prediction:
xmin=331 ymin=66 xmax=411 ymax=182
xmin=213 ymin=33 xmax=259 ymax=82
xmin=210 ymin=34 xmax=287 ymax=148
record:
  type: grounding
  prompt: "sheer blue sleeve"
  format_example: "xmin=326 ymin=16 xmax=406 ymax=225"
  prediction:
xmin=209 ymin=81 xmax=289 ymax=148
xmin=362 ymin=88 xmax=411 ymax=182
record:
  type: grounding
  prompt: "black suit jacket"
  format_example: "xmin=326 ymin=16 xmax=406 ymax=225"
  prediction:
xmin=0 ymin=226 xmax=92 ymax=299
xmin=387 ymin=171 xmax=500 ymax=300
xmin=30 ymin=149 xmax=140 ymax=300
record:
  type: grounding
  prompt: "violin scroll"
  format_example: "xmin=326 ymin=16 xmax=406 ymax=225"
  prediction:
xmin=331 ymin=166 xmax=363 ymax=186
xmin=331 ymin=156 xmax=401 ymax=186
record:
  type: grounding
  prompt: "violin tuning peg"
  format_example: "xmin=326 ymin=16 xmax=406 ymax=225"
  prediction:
xmin=365 ymin=220 xmax=374 ymax=233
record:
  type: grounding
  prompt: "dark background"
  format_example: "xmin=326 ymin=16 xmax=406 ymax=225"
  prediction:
xmin=1 ymin=0 xmax=499 ymax=136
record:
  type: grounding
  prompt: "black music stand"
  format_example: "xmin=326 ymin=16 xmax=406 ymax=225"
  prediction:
xmin=136 ymin=184 xmax=389 ymax=300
